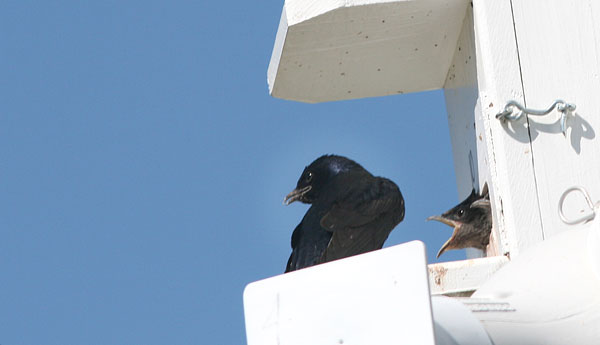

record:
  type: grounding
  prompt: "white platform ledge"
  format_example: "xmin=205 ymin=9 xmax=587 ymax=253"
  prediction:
xmin=268 ymin=0 xmax=470 ymax=103
xmin=244 ymin=241 xmax=435 ymax=345
xmin=428 ymin=256 xmax=510 ymax=296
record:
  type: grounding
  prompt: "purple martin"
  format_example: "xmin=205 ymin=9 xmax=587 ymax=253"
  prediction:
xmin=427 ymin=187 xmax=491 ymax=258
xmin=283 ymin=155 xmax=405 ymax=272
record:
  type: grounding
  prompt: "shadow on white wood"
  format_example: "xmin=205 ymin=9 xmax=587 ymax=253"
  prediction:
xmin=510 ymin=0 xmax=600 ymax=240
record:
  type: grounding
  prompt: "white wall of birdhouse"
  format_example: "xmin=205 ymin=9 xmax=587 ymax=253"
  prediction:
xmin=471 ymin=0 xmax=600 ymax=258
xmin=267 ymin=0 xmax=600 ymax=271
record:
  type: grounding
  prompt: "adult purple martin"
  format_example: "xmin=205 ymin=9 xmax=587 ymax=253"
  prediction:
xmin=283 ymin=155 xmax=405 ymax=273
xmin=427 ymin=187 xmax=491 ymax=258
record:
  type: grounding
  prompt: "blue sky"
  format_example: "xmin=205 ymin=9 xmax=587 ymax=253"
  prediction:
xmin=1 ymin=2 xmax=465 ymax=344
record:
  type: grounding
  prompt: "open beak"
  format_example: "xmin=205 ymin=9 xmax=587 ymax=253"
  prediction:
xmin=283 ymin=186 xmax=312 ymax=205
xmin=427 ymin=215 xmax=459 ymax=227
xmin=427 ymin=215 xmax=463 ymax=258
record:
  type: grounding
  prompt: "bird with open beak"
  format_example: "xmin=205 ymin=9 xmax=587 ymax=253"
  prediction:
xmin=427 ymin=187 xmax=491 ymax=258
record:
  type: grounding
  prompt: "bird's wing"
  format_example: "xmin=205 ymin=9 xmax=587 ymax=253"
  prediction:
xmin=285 ymin=252 xmax=295 ymax=273
xmin=290 ymin=222 xmax=302 ymax=249
xmin=319 ymin=178 xmax=405 ymax=262
xmin=285 ymin=222 xmax=303 ymax=272
xmin=285 ymin=208 xmax=333 ymax=273
xmin=320 ymin=177 xmax=404 ymax=231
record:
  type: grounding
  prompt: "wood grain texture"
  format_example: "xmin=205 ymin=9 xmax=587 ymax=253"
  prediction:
xmin=444 ymin=6 xmax=493 ymax=258
xmin=512 ymin=0 xmax=600 ymax=239
xmin=472 ymin=0 xmax=544 ymax=257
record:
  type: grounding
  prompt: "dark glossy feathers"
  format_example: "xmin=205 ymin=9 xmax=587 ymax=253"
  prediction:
xmin=285 ymin=155 xmax=404 ymax=272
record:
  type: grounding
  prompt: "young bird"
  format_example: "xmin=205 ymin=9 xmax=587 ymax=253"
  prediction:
xmin=283 ymin=155 xmax=405 ymax=272
xmin=427 ymin=187 xmax=491 ymax=258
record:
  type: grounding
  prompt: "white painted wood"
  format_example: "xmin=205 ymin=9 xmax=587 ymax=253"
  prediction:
xmin=267 ymin=7 xmax=288 ymax=93
xmin=509 ymin=0 xmax=600 ymax=240
xmin=471 ymin=217 xmax=600 ymax=344
xmin=443 ymin=5 xmax=498 ymax=258
xmin=243 ymin=242 xmax=435 ymax=345
xmin=428 ymin=256 xmax=509 ymax=296
xmin=445 ymin=0 xmax=600 ymax=257
xmin=471 ymin=0 xmax=544 ymax=257
xmin=431 ymin=296 xmax=495 ymax=345
xmin=268 ymin=0 xmax=469 ymax=103
xmin=444 ymin=5 xmax=479 ymax=200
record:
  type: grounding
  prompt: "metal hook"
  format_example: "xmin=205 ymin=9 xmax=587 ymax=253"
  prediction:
xmin=496 ymin=100 xmax=576 ymax=135
xmin=558 ymin=186 xmax=598 ymax=225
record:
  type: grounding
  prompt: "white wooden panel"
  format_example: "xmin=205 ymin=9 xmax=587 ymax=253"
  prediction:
xmin=471 ymin=0 xmax=544 ymax=257
xmin=511 ymin=0 xmax=600 ymax=239
xmin=428 ymin=256 xmax=509 ymax=296
xmin=472 ymin=219 xmax=600 ymax=344
xmin=243 ymin=241 xmax=435 ymax=345
xmin=268 ymin=0 xmax=469 ymax=103
xmin=443 ymin=6 xmax=499 ymax=258
xmin=267 ymin=7 xmax=289 ymax=92
xmin=444 ymin=5 xmax=479 ymax=200
xmin=431 ymin=297 xmax=495 ymax=345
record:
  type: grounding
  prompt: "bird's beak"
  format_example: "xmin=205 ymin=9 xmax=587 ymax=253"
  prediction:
xmin=436 ymin=236 xmax=458 ymax=259
xmin=471 ymin=199 xmax=491 ymax=209
xmin=283 ymin=186 xmax=312 ymax=205
xmin=426 ymin=215 xmax=462 ymax=258
xmin=426 ymin=215 xmax=459 ymax=228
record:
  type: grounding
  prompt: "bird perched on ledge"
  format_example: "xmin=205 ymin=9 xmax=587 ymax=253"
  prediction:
xmin=283 ymin=155 xmax=405 ymax=273
xmin=427 ymin=187 xmax=492 ymax=258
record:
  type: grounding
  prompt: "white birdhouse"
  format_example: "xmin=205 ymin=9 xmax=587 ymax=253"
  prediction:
xmin=245 ymin=0 xmax=600 ymax=343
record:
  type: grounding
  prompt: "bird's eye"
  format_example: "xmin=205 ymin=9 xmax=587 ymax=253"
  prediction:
xmin=457 ymin=209 xmax=465 ymax=218
xmin=305 ymin=172 xmax=313 ymax=183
